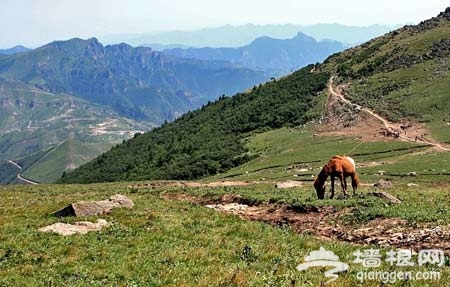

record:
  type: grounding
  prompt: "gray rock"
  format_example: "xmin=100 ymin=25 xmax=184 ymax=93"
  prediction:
xmin=39 ymin=219 xmax=110 ymax=236
xmin=54 ymin=194 xmax=134 ymax=217
xmin=368 ymin=191 xmax=402 ymax=204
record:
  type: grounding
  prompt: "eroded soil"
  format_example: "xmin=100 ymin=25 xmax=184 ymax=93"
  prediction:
xmin=163 ymin=192 xmax=450 ymax=254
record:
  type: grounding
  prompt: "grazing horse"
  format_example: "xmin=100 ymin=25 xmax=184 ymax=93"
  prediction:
xmin=313 ymin=156 xmax=360 ymax=199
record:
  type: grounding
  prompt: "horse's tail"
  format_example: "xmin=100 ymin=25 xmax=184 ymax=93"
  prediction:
xmin=352 ymin=173 xmax=360 ymax=190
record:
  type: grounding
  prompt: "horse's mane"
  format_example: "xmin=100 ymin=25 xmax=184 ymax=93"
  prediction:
xmin=317 ymin=165 xmax=329 ymax=183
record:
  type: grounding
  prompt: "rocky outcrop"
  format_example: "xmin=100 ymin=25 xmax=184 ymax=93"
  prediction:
xmin=438 ymin=7 xmax=450 ymax=21
xmin=53 ymin=194 xmax=134 ymax=217
xmin=430 ymin=39 xmax=450 ymax=58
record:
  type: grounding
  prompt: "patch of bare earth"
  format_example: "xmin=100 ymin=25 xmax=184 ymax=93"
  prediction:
xmin=129 ymin=180 xmax=261 ymax=190
xmin=319 ymin=77 xmax=450 ymax=152
xmin=164 ymin=193 xmax=450 ymax=254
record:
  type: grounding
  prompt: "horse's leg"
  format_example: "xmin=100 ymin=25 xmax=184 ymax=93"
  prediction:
xmin=330 ymin=175 xmax=335 ymax=199
xmin=339 ymin=173 xmax=347 ymax=196
xmin=344 ymin=175 xmax=348 ymax=193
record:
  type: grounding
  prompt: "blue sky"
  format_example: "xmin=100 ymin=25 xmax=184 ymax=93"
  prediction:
xmin=0 ymin=0 xmax=447 ymax=48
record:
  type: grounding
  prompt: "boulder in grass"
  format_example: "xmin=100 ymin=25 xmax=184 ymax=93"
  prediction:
xmin=368 ymin=191 xmax=402 ymax=204
xmin=53 ymin=194 xmax=134 ymax=217
xmin=39 ymin=219 xmax=110 ymax=236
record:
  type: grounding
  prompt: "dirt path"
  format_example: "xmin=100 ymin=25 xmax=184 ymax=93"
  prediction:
xmin=164 ymin=192 xmax=450 ymax=254
xmin=327 ymin=77 xmax=450 ymax=152
xmin=6 ymin=160 xmax=39 ymax=185
xmin=17 ymin=174 xmax=39 ymax=185
xmin=7 ymin=160 xmax=22 ymax=170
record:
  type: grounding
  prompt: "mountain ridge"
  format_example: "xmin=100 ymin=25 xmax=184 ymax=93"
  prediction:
xmin=164 ymin=32 xmax=345 ymax=75
xmin=0 ymin=45 xmax=31 ymax=55
xmin=103 ymin=23 xmax=399 ymax=48
xmin=0 ymin=37 xmax=267 ymax=123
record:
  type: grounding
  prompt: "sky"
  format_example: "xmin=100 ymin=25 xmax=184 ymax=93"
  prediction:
xmin=0 ymin=0 xmax=448 ymax=48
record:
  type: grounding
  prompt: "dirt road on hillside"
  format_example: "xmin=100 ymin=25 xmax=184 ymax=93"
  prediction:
xmin=6 ymin=160 xmax=39 ymax=185
xmin=327 ymin=77 xmax=450 ymax=152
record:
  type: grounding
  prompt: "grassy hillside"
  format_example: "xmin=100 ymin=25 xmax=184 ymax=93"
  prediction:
xmin=0 ymin=161 xmax=21 ymax=184
xmin=0 ymin=79 xmax=149 ymax=160
xmin=21 ymin=140 xmax=112 ymax=183
xmin=60 ymin=67 xmax=328 ymax=183
xmin=211 ymin=127 xmax=450 ymax=185
xmin=322 ymin=9 xmax=450 ymax=140
xmin=0 ymin=78 xmax=151 ymax=184
xmin=61 ymin=8 xmax=450 ymax=184
xmin=2 ymin=175 xmax=450 ymax=286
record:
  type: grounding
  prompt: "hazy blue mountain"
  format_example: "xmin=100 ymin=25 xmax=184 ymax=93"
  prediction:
xmin=0 ymin=38 xmax=267 ymax=123
xmin=101 ymin=23 xmax=399 ymax=48
xmin=141 ymin=43 xmax=191 ymax=51
xmin=298 ymin=23 xmax=402 ymax=44
xmin=164 ymin=32 xmax=345 ymax=76
xmin=0 ymin=45 xmax=32 ymax=55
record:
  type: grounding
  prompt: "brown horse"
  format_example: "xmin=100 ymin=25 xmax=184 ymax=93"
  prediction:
xmin=313 ymin=156 xmax=360 ymax=199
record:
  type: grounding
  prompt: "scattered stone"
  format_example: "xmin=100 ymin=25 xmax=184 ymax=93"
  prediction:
xmin=298 ymin=168 xmax=309 ymax=172
xmin=407 ymin=183 xmax=419 ymax=187
xmin=369 ymin=191 xmax=402 ymax=204
xmin=377 ymin=170 xmax=386 ymax=176
xmin=39 ymin=219 xmax=110 ymax=236
xmin=373 ymin=179 xmax=392 ymax=189
xmin=407 ymin=171 xmax=417 ymax=177
xmin=53 ymin=194 xmax=134 ymax=217
xmin=275 ymin=180 xmax=304 ymax=189
xmin=205 ymin=203 xmax=248 ymax=215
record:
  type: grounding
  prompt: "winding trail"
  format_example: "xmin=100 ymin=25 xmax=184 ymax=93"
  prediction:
xmin=6 ymin=160 xmax=39 ymax=185
xmin=7 ymin=160 xmax=22 ymax=170
xmin=328 ymin=77 xmax=450 ymax=152
xmin=16 ymin=173 xmax=39 ymax=185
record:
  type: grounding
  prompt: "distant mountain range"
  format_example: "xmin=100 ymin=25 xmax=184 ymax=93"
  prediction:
xmin=164 ymin=32 xmax=345 ymax=76
xmin=100 ymin=23 xmax=399 ymax=48
xmin=0 ymin=38 xmax=267 ymax=123
xmin=0 ymin=45 xmax=31 ymax=55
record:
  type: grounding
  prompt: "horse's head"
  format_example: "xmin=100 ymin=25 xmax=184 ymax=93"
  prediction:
xmin=313 ymin=178 xmax=325 ymax=199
